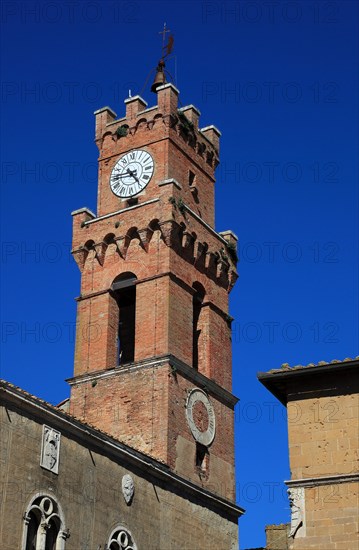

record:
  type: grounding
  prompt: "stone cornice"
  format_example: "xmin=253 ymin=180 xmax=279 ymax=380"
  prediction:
xmin=258 ymin=359 xmax=359 ymax=405
xmin=82 ymin=198 xmax=160 ymax=226
xmin=0 ymin=380 xmax=244 ymax=519
xmin=183 ymin=204 xmax=227 ymax=245
xmin=66 ymin=354 xmax=239 ymax=408
xmin=71 ymin=207 xmax=96 ymax=218
xmin=285 ymin=473 xmax=359 ymax=488
xmin=168 ymin=355 xmax=239 ymax=407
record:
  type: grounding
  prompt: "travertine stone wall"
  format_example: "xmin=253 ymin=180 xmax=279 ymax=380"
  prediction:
xmin=287 ymin=388 xmax=358 ymax=549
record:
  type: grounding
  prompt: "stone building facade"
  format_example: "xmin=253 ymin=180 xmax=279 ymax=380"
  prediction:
xmin=258 ymin=358 xmax=359 ymax=550
xmin=0 ymin=380 xmax=242 ymax=549
xmin=0 ymin=81 xmax=244 ymax=549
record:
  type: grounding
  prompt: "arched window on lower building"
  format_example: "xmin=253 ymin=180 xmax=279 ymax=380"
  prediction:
xmin=111 ymin=273 xmax=137 ymax=366
xmin=108 ymin=526 xmax=137 ymax=550
xmin=22 ymin=494 xmax=68 ymax=550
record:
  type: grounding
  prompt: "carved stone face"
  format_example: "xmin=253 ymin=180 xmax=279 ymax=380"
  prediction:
xmin=121 ymin=474 xmax=134 ymax=505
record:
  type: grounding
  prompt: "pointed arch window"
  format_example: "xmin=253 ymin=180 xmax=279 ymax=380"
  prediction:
xmin=111 ymin=273 xmax=137 ymax=365
xmin=22 ymin=495 xmax=68 ymax=550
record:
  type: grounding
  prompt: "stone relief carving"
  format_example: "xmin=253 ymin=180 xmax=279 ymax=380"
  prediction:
xmin=40 ymin=425 xmax=61 ymax=474
xmin=122 ymin=474 xmax=134 ymax=505
xmin=288 ymin=487 xmax=306 ymax=538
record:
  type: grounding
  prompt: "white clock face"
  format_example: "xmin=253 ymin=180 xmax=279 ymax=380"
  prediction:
xmin=110 ymin=149 xmax=154 ymax=198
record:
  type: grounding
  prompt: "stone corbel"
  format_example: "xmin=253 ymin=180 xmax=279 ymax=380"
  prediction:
xmin=84 ymin=248 xmax=97 ymax=267
xmin=197 ymin=142 xmax=206 ymax=157
xmin=137 ymin=227 xmax=152 ymax=252
xmin=217 ymin=258 xmax=230 ymax=279
xmin=228 ymin=270 xmax=239 ymax=293
xmin=163 ymin=113 xmax=175 ymax=128
xmin=169 ymin=113 xmax=178 ymax=128
xmin=188 ymin=133 xmax=197 ymax=149
xmin=159 ymin=220 xmax=180 ymax=248
xmin=205 ymin=251 xmax=219 ymax=276
xmin=93 ymin=241 xmax=107 ymax=266
xmin=206 ymin=150 xmax=214 ymax=166
xmin=114 ymin=236 xmax=127 ymax=259
xmin=194 ymin=240 xmax=206 ymax=261
xmin=71 ymin=247 xmax=88 ymax=272
xmin=182 ymin=230 xmax=194 ymax=250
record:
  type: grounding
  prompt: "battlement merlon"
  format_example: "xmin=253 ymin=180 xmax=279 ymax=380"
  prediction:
xmin=94 ymin=85 xmax=221 ymax=152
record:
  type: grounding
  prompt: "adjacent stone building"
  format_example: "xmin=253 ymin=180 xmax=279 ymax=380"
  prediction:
xmin=0 ymin=77 xmax=244 ymax=549
xmin=258 ymin=358 xmax=359 ymax=550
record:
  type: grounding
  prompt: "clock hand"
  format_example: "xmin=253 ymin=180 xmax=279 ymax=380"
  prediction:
xmin=112 ymin=172 xmax=134 ymax=181
xmin=126 ymin=168 xmax=140 ymax=184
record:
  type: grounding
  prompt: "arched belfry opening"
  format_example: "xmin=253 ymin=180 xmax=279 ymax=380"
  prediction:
xmin=111 ymin=273 xmax=137 ymax=365
xmin=192 ymin=282 xmax=206 ymax=370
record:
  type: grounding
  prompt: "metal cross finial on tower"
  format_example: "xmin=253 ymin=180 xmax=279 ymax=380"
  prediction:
xmin=149 ymin=24 xmax=174 ymax=93
xmin=159 ymin=22 xmax=170 ymax=54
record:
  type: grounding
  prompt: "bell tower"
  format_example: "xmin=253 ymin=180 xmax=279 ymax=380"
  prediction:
xmin=68 ymin=74 xmax=239 ymax=501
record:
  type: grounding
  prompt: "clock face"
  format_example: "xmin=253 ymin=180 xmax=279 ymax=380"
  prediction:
xmin=110 ymin=149 xmax=154 ymax=198
xmin=185 ymin=389 xmax=216 ymax=447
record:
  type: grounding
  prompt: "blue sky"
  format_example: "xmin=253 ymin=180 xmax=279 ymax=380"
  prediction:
xmin=1 ymin=1 xmax=358 ymax=548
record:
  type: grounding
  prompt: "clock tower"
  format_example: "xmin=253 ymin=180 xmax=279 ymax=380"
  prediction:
xmin=68 ymin=79 xmax=239 ymax=503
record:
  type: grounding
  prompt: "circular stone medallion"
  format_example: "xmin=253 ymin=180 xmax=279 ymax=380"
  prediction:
xmin=185 ymin=389 xmax=216 ymax=446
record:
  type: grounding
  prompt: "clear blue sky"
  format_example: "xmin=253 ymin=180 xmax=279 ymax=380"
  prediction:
xmin=1 ymin=1 xmax=358 ymax=548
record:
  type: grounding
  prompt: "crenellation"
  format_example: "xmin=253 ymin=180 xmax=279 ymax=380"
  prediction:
xmin=124 ymin=95 xmax=148 ymax=120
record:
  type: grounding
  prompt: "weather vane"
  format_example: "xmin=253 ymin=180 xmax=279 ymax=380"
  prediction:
xmin=159 ymin=23 xmax=174 ymax=61
xmin=150 ymin=23 xmax=174 ymax=93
